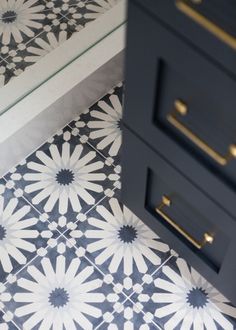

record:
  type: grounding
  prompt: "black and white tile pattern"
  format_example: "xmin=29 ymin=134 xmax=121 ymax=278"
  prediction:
xmin=1 ymin=83 xmax=236 ymax=329
xmin=0 ymin=0 xmax=121 ymax=87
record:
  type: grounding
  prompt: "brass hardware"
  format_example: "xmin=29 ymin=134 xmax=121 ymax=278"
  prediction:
xmin=174 ymin=99 xmax=188 ymax=116
xmin=155 ymin=195 xmax=214 ymax=249
xmin=175 ymin=0 xmax=236 ymax=50
xmin=167 ymin=99 xmax=236 ymax=166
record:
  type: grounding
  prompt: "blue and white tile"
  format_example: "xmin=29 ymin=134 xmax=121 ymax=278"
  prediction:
xmin=0 ymin=178 xmax=59 ymax=284
xmin=70 ymin=83 xmax=123 ymax=166
xmin=4 ymin=127 xmax=120 ymax=231
xmin=1 ymin=237 xmax=126 ymax=330
xmin=0 ymin=60 xmax=18 ymax=87
xmin=130 ymin=257 xmax=236 ymax=330
xmin=0 ymin=309 xmax=19 ymax=330
xmin=0 ymin=0 xmax=63 ymax=60
xmin=83 ymin=0 xmax=120 ymax=22
xmin=4 ymin=16 xmax=80 ymax=73
xmin=65 ymin=189 xmax=171 ymax=295
xmin=97 ymin=298 xmax=160 ymax=329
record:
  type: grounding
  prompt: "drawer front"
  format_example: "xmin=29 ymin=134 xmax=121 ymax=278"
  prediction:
xmin=131 ymin=0 xmax=236 ymax=76
xmin=179 ymin=0 xmax=236 ymax=38
xmin=122 ymin=126 xmax=236 ymax=304
xmin=124 ymin=2 xmax=236 ymax=219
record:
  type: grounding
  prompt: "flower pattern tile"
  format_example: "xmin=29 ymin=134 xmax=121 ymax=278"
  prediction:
xmin=0 ymin=178 xmax=59 ymax=284
xmin=4 ymin=16 xmax=81 ymax=73
xmin=0 ymin=309 xmax=19 ymax=330
xmin=97 ymin=299 xmax=160 ymax=329
xmin=2 ymin=84 xmax=236 ymax=329
xmin=70 ymin=83 xmax=123 ymax=166
xmin=4 ymin=127 xmax=120 ymax=231
xmin=130 ymin=257 xmax=236 ymax=330
xmin=65 ymin=189 xmax=171 ymax=295
xmin=0 ymin=0 xmax=120 ymax=85
xmin=1 ymin=237 xmax=126 ymax=330
xmin=0 ymin=1 xmax=62 ymax=59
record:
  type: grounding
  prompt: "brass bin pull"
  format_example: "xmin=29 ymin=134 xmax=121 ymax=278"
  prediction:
xmin=175 ymin=0 xmax=236 ymax=50
xmin=167 ymin=99 xmax=236 ymax=166
xmin=155 ymin=195 xmax=214 ymax=249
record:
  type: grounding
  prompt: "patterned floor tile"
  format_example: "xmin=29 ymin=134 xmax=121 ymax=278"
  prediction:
xmin=44 ymin=0 xmax=86 ymax=11
xmin=0 ymin=0 xmax=63 ymax=60
xmin=70 ymin=83 xmax=123 ymax=166
xmin=1 ymin=237 xmax=126 ymax=330
xmin=3 ymin=16 xmax=81 ymax=74
xmin=4 ymin=127 xmax=120 ymax=231
xmin=0 ymin=60 xmax=18 ymax=88
xmin=0 ymin=310 xmax=19 ymax=330
xmin=0 ymin=178 xmax=59 ymax=284
xmin=64 ymin=189 xmax=171 ymax=295
xmin=97 ymin=298 xmax=160 ymax=329
xmin=82 ymin=0 xmax=120 ymax=23
xmin=130 ymin=257 xmax=236 ymax=330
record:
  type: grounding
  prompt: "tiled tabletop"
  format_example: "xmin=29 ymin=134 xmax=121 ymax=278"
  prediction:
xmin=1 ymin=82 xmax=236 ymax=329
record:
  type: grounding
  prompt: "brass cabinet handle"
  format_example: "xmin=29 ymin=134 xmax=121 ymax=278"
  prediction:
xmin=167 ymin=99 xmax=236 ymax=166
xmin=155 ymin=195 xmax=214 ymax=249
xmin=175 ymin=0 xmax=236 ymax=50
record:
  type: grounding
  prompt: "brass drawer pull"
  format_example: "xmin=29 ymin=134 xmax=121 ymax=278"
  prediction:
xmin=167 ymin=99 xmax=236 ymax=166
xmin=175 ymin=0 xmax=236 ymax=50
xmin=155 ymin=195 xmax=214 ymax=249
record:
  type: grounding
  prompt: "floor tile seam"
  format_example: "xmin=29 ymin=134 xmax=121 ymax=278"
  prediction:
xmin=2 ymin=12 xmax=70 ymax=66
xmin=1 ymin=176 xmax=66 ymax=238
xmin=2 ymin=174 xmax=115 ymax=240
xmin=1 ymin=229 xmax=66 ymax=289
xmin=68 ymin=124 xmax=120 ymax=169
xmin=124 ymin=295 xmax=163 ymax=330
xmin=94 ymin=294 xmax=163 ymax=330
xmin=59 ymin=229 xmax=136 ymax=303
xmin=59 ymin=186 xmax=119 ymax=234
xmin=60 ymin=223 xmax=173 ymax=305
xmin=0 ymin=307 xmax=21 ymax=330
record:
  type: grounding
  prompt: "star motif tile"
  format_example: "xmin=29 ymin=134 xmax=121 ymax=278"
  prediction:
xmin=97 ymin=298 xmax=161 ymax=329
xmin=3 ymin=16 xmax=81 ymax=74
xmin=130 ymin=257 xmax=236 ymax=330
xmin=1 ymin=82 xmax=236 ymax=329
xmin=1 ymin=237 xmax=126 ymax=330
xmin=0 ymin=59 xmax=18 ymax=88
xmin=70 ymin=83 xmax=123 ymax=166
xmin=0 ymin=1 xmax=63 ymax=60
xmin=0 ymin=309 xmax=18 ymax=330
xmin=4 ymin=126 xmax=120 ymax=231
xmin=0 ymin=178 xmax=59 ymax=284
xmin=64 ymin=188 xmax=171 ymax=295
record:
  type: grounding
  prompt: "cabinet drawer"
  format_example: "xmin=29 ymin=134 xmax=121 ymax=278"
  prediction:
xmin=124 ymin=2 xmax=236 ymax=219
xmin=131 ymin=0 xmax=236 ymax=77
xmin=122 ymin=126 xmax=236 ymax=304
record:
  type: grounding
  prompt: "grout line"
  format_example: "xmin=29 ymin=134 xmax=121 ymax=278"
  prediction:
xmin=2 ymin=13 xmax=67 ymax=66
xmin=0 ymin=307 xmax=21 ymax=330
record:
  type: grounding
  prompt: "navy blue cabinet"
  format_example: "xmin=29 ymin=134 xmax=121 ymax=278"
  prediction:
xmin=122 ymin=1 xmax=236 ymax=304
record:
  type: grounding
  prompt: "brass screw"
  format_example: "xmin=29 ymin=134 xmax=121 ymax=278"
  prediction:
xmin=204 ymin=233 xmax=214 ymax=244
xmin=162 ymin=195 xmax=171 ymax=207
xmin=174 ymin=99 xmax=188 ymax=116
